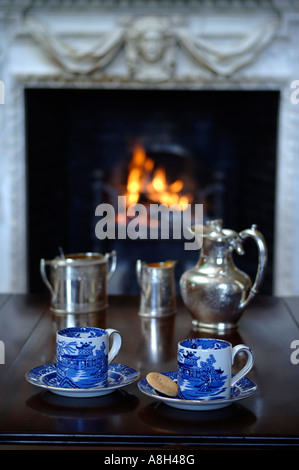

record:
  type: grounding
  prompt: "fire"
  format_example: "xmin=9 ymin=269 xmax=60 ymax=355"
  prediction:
xmin=125 ymin=145 xmax=192 ymax=210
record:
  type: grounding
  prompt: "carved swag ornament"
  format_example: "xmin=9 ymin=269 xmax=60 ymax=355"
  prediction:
xmin=25 ymin=12 xmax=279 ymax=82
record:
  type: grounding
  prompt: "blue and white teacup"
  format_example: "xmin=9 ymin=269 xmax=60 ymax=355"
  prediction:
xmin=177 ymin=338 xmax=254 ymax=400
xmin=56 ymin=327 xmax=122 ymax=389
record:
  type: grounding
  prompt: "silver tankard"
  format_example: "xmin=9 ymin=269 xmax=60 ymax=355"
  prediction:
xmin=40 ymin=251 xmax=117 ymax=314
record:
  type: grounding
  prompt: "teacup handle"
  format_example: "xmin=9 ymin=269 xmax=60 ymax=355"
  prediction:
xmin=231 ymin=344 xmax=254 ymax=388
xmin=106 ymin=328 xmax=122 ymax=365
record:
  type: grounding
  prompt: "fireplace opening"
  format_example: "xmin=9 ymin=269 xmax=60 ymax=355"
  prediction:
xmin=25 ymin=88 xmax=279 ymax=295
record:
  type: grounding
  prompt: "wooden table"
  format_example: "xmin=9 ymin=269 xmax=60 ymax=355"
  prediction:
xmin=0 ymin=293 xmax=299 ymax=452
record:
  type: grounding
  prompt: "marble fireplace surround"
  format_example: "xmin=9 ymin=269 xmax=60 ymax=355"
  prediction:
xmin=0 ymin=0 xmax=299 ymax=296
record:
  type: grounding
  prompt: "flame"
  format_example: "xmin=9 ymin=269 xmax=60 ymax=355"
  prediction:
xmin=152 ymin=168 xmax=166 ymax=193
xmin=125 ymin=145 xmax=192 ymax=210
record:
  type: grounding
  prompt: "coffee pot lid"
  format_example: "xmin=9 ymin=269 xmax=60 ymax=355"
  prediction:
xmin=204 ymin=219 xmax=238 ymax=241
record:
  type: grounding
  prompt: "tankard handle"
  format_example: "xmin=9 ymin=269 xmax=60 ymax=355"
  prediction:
xmin=40 ymin=259 xmax=56 ymax=301
xmin=136 ymin=259 xmax=147 ymax=296
xmin=105 ymin=250 xmax=117 ymax=281
xmin=238 ymin=225 xmax=268 ymax=311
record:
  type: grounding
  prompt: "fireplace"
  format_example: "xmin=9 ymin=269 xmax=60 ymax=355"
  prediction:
xmin=1 ymin=1 xmax=299 ymax=297
xmin=26 ymin=87 xmax=278 ymax=294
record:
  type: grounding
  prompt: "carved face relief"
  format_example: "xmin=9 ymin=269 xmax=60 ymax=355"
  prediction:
xmin=127 ymin=17 xmax=171 ymax=59
xmin=125 ymin=16 xmax=175 ymax=82
xmin=138 ymin=29 xmax=166 ymax=63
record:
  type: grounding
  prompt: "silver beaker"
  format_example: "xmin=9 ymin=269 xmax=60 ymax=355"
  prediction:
xmin=136 ymin=260 xmax=177 ymax=317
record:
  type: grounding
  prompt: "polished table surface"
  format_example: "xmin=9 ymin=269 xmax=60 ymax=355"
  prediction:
xmin=0 ymin=293 xmax=299 ymax=450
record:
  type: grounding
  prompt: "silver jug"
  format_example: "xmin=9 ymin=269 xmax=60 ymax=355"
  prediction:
xmin=40 ymin=251 xmax=117 ymax=314
xmin=180 ymin=219 xmax=267 ymax=331
xmin=136 ymin=260 xmax=177 ymax=317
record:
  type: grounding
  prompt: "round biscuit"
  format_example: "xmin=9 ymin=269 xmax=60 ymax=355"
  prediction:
xmin=146 ymin=372 xmax=178 ymax=397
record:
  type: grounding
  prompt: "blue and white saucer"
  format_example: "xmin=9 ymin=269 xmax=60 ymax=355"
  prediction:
xmin=26 ymin=363 xmax=140 ymax=398
xmin=138 ymin=371 xmax=257 ymax=411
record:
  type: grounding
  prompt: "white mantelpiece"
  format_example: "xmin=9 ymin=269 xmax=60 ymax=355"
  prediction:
xmin=0 ymin=0 xmax=299 ymax=296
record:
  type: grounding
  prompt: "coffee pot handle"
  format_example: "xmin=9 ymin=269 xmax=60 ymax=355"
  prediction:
xmin=105 ymin=250 xmax=117 ymax=281
xmin=40 ymin=259 xmax=56 ymax=301
xmin=238 ymin=225 xmax=268 ymax=311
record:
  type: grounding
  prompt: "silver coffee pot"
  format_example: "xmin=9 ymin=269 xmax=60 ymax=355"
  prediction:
xmin=180 ymin=219 xmax=267 ymax=331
